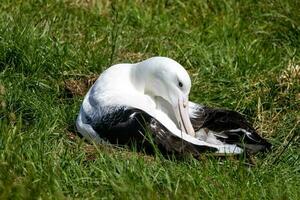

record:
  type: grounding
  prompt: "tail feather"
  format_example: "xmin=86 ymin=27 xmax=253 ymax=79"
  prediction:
xmin=190 ymin=104 xmax=272 ymax=154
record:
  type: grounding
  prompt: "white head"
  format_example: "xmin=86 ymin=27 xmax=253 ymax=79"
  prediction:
xmin=133 ymin=57 xmax=195 ymax=136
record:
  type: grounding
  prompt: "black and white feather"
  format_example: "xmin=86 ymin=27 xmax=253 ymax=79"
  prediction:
xmin=76 ymin=57 xmax=271 ymax=155
xmin=189 ymin=102 xmax=271 ymax=154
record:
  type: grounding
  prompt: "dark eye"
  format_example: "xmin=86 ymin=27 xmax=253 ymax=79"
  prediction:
xmin=178 ymin=81 xmax=183 ymax=88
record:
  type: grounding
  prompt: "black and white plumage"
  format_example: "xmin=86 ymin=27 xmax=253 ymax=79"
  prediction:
xmin=76 ymin=57 xmax=271 ymax=155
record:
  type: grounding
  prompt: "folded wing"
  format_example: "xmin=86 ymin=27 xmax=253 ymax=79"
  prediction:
xmin=189 ymin=102 xmax=272 ymax=154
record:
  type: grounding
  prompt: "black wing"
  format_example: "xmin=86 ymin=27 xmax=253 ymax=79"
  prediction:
xmin=88 ymin=106 xmax=217 ymax=155
xmin=149 ymin=118 xmax=218 ymax=156
xmin=189 ymin=103 xmax=272 ymax=154
xmin=89 ymin=106 xmax=152 ymax=145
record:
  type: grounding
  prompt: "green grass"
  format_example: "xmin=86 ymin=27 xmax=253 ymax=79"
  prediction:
xmin=0 ymin=0 xmax=299 ymax=199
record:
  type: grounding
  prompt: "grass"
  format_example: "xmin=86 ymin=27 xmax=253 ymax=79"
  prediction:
xmin=0 ymin=0 xmax=299 ymax=199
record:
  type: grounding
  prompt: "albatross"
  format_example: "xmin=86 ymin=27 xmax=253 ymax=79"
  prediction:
xmin=76 ymin=57 xmax=271 ymax=155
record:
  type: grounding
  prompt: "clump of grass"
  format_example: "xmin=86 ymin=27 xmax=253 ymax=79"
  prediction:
xmin=279 ymin=61 xmax=300 ymax=91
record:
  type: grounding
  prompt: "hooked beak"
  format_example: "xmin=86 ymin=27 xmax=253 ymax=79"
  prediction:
xmin=173 ymin=97 xmax=195 ymax=137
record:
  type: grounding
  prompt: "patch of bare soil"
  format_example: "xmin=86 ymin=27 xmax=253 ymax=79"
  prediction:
xmin=64 ymin=75 xmax=98 ymax=97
